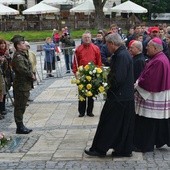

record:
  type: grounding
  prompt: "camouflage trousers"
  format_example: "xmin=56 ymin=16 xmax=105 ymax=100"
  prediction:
xmin=13 ymin=90 xmax=30 ymax=123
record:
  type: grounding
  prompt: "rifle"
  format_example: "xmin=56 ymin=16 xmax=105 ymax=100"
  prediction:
xmin=4 ymin=77 xmax=14 ymax=106
xmin=0 ymin=65 xmax=14 ymax=106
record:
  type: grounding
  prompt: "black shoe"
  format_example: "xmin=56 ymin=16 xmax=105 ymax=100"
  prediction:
xmin=0 ymin=114 xmax=4 ymax=120
xmin=16 ymin=126 xmax=33 ymax=134
xmin=28 ymin=99 xmax=34 ymax=102
xmin=78 ymin=114 xmax=84 ymax=117
xmin=1 ymin=110 xmax=7 ymax=115
xmin=87 ymin=113 xmax=94 ymax=117
xmin=49 ymin=74 xmax=54 ymax=77
xmin=84 ymin=149 xmax=106 ymax=157
xmin=112 ymin=151 xmax=132 ymax=157
xmin=133 ymin=147 xmax=142 ymax=152
xmin=66 ymin=70 xmax=70 ymax=74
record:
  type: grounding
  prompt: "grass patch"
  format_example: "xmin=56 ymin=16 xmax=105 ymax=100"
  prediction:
xmin=0 ymin=29 xmax=98 ymax=41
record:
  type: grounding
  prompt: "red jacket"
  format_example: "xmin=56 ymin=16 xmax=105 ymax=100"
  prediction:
xmin=72 ymin=43 xmax=102 ymax=74
xmin=54 ymin=33 xmax=60 ymax=43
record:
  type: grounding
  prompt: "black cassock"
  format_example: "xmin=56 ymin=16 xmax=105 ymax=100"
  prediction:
xmin=133 ymin=53 xmax=146 ymax=83
xmin=89 ymin=45 xmax=135 ymax=155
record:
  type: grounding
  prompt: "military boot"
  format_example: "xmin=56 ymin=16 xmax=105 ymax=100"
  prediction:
xmin=0 ymin=113 xmax=4 ymax=120
xmin=16 ymin=122 xmax=33 ymax=134
xmin=0 ymin=102 xmax=4 ymax=119
xmin=2 ymin=95 xmax=7 ymax=115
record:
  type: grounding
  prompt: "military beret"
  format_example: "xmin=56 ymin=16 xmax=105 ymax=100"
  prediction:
xmin=11 ymin=35 xmax=24 ymax=44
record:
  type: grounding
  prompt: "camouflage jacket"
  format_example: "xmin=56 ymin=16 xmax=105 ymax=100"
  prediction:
xmin=12 ymin=50 xmax=33 ymax=91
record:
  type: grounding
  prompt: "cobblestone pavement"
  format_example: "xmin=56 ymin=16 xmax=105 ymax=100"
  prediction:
xmin=0 ymin=42 xmax=170 ymax=169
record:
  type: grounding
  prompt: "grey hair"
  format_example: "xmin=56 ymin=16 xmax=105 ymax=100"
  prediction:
xmin=105 ymin=33 xmax=123 ymax=46
xmin=133 ymin=41 xmax=143 ymax=52
xmin=151 ymin=40 xmax=163 ymax=51
xmin=82 ymin=32 xmax=91 ymax=38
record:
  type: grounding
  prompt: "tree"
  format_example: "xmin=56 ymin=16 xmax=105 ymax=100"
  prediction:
xmin=121 ymin=0 xmax=168 ymax=21
xmin=93 ymin=0 xmax=107 ymax=29
xmin=129 ymin=0 xmax=167 ymax=15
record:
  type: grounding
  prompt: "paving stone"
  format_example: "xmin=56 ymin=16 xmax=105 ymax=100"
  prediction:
xmin=53 ymin=149 xmax=83 ymax=161
xmin=0 ymin=47 xmax=170 ymax=169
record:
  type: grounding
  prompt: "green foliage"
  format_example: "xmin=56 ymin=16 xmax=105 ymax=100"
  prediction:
xmin=71 ymin=62 xmax=110 ymax=101
xmin=121 ymin=0 xmax=168 ymax=21
xmin=0 ymin=133 xmax=10 ymax=148
xmin=130 ymin=0 xmax=168 ymax=14
xmin=0 ymin=30 xmax=52 ymax=42
xmin=71 ymin=29 xmax=97 ymax=38
xmin=0 ymin=29 xmax=98 ymax=41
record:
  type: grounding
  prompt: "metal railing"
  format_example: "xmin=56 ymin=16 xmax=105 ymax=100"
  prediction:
xmin=36 ymin=45 xmax=75 ymax=80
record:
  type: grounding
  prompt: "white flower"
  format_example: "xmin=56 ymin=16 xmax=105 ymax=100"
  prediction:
xmin=89 ymin=71 xmax=92 ymax=75
xmin=103 ymin=83 xmax=108 ymax=87
xmin=0 ymin=134 xmax=3 ymax=140
xmin=0 ymin=132 xmax=4 ymax=139
xmin=76 ymin=71 xmax=79 ymax=76
xmin=93 ymin=70 xmax=96 ymax=73
xmin=80 ymin=66 xmax=83 ymax=70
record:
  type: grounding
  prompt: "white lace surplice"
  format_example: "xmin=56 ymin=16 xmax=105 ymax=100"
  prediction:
xmin=135 ymin=86 xmax=170 ymax=119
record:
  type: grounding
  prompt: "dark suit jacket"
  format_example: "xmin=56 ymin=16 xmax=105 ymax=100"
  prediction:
xmin=107 ymin=45 xmax=134 ymax=101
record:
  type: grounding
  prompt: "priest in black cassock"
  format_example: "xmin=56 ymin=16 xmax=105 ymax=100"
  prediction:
xmin=85 ymin=33 xmax=135 ymax=157
xmin=128 ymin=40 xmax=146 ymax=82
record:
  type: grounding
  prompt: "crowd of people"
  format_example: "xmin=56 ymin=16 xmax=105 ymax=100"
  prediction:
xmin=0 ymin=39 xmax=13 ymax=120
xmin=43 ymin=26 xmax=75 ymax=77
xmin=0 ymin=22 xmax=170 ymax=157
xmin=0 ymin=35 xmax=37 ymax=134
xmin=70 ymin=23 xmax=170 ymax=157
xmin=0 ymin=26 xmax=76 ymax=134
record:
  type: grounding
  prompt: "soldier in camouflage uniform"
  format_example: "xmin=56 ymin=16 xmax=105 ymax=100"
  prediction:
xmin=11 ymin=35 xmax=36 ymax=134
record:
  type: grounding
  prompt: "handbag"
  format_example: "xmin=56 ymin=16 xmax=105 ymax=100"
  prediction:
xmin=56 ymin=55 xmax=60 ymax=61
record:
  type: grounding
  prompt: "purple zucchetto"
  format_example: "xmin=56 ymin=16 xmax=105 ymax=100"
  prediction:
xmin=151 ymin=37 xmax=162 ymax=45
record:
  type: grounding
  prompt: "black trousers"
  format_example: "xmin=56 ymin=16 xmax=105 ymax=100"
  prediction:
xmin=64 ymin=54 xmax=72 ymax=71
xmin=78 ymin=97 xmax=94 ymax=115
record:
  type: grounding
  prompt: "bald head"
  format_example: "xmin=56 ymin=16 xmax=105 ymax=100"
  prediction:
xmin=147 ymin=38 xmax=163 ymax=57
xmin=129 ymin=40 xmax=143 ymax=56
xmin=132 ymin=41 xmax=143 ymax=51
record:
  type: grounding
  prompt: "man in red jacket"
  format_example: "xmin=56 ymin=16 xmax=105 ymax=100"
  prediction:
xmin=72 ymin=32 xmax=102 ymax=117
